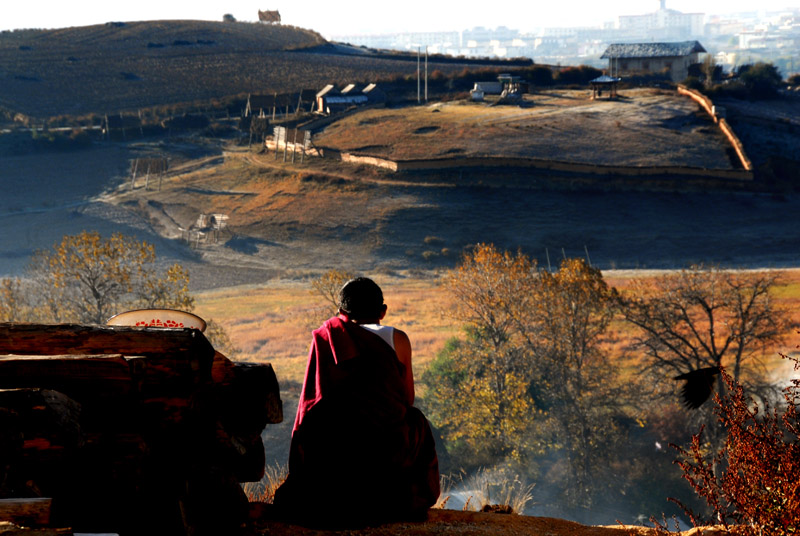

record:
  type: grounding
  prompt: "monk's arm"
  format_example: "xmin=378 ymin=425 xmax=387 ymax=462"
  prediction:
xmin=393 ymin=328 xmax=415 ymax=406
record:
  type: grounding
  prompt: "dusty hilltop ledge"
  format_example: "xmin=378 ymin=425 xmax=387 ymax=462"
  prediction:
xmin=247 ymin=505 xmax=730 ymax=536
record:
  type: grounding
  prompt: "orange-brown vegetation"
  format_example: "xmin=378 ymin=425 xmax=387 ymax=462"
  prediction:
xmin=195 ymin=268 xmax=800 ymax=389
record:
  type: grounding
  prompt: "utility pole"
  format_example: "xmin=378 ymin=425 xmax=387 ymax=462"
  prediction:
xmin=425 ymin=46 xmax=428 ymax=102
xmin=417 ymin=47 xmax=421 ymax=104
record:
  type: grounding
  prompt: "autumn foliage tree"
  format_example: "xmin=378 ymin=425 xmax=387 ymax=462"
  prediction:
xmin=530 ymin=259 xmax=627 ymax=509
xmin=424 ymin=244 xmax=630 ymax=510
xmin=5 ymin=231 xmax=194 ymax=324
xmin=425 ymin=246 xmax=539 ymax=466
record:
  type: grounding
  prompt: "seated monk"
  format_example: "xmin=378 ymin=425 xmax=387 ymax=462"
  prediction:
xmin=274 ymin=277 xmax=440 ymax=526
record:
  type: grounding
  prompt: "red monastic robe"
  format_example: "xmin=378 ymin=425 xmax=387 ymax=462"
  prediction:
xmin=274 ymin=316 xmax=439 ymax=526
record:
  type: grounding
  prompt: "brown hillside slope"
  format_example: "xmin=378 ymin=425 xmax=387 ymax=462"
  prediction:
xmin=0 ymin=21 xmax=502 ymax=119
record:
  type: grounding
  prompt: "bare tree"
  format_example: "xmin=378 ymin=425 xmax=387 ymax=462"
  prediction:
xmin=310 ymin=269 xmax=355 ymax=313
xmin=620 ymin=267 xmax=787 ymax=399
xmin=305 ymin=269 xmax=355 ymax=329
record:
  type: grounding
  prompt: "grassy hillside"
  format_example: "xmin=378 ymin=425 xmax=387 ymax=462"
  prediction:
xmin=0 ymin=20 xmax=516 ymax=120
xmin=314 ymin=89 xmax=735 ymax=168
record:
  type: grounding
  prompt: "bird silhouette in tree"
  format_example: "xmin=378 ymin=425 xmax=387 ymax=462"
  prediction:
xmin=673 ymin=367 xmax=721 ymax=409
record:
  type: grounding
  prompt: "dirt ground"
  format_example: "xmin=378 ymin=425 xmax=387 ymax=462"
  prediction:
xmin=313 ymin=89 xmax=735 ymax=169
xmin=247 ymin=506 xmax=725 ymax=536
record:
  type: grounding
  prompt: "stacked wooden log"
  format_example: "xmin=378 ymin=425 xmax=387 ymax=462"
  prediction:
xmin=0 ymin=322 xmax=283 ymax=536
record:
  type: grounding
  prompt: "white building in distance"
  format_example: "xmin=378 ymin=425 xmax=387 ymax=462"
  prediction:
xmin=618 ymin=0 xmax=704 ymax=40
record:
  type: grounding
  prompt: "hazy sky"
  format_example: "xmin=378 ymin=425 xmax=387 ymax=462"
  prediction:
xmin=2 ymin=1 xmax=795 ymax=37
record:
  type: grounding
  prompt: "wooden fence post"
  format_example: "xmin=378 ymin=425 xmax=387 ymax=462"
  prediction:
xmin=130 ymin=159 xmax=139 ymax=191
xmin=144 ymin=160 xmax=151 ymax=190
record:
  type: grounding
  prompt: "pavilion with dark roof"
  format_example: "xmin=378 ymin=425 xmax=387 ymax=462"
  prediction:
xmin=600 ymin=40 xmax=706 ymax=82
xmin=589 ymin=75 xmax=622 ymax=99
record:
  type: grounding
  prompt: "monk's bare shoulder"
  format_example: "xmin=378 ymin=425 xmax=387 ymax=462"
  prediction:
xmin=393 ymin=328 xmax=412 ymax=360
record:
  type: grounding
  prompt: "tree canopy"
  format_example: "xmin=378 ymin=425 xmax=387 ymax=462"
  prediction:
xmin=423 ymin=244 xmax=630 ymax=511
xmin=738 ymin=62 xmax=783 ymax=98
xmin=3 ymin=231 xmax=193 ymax=325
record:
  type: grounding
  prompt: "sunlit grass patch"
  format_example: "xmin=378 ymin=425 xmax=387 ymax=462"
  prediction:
xmin=242 ymin=461 xmax=288 ymax=503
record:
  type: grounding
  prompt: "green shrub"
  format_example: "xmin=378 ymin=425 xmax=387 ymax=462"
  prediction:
xmin=737 ymin=62 xmax=783 ymax=98
xmin=555 ymin=65 xmax=603 ymax=86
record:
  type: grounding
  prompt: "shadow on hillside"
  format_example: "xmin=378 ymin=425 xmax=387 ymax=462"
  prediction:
xmin=225 ymin=236 xmax=283 ymax=254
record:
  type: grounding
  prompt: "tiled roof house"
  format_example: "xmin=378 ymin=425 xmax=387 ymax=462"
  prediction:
xmin=600 ymin=40 xmax=706 ymax=82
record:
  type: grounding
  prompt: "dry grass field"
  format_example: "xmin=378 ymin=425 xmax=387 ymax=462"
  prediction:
xmin=195 ymin=269 xmax=800 ymax=390
xmin=314 ymin=89 xmax=735 ymax=168
xmin=194 ymin=274 xmax=457 ymax=386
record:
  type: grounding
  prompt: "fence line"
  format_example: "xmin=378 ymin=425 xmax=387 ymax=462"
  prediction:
xmin=329 ymin=152 xmax=753 ymax=181
xmin=677 ymin=85 xmax=753 ymax=171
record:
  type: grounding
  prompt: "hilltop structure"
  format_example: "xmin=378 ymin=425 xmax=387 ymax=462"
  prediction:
xmin=601 ymin=40 xmax=706 ymax=82
xmin=315 ymin=83 xmax=385 ymax=115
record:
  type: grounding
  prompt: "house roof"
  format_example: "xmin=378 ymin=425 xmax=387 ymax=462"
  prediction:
xmin=601 ymin=41 xmax=706 ymax=59
xmin=341 ymin=83 xmax=364 ymax=95
xmin=590 ymin=75 xmax=622 ymax=84
xmin=316 ymin=84 xmax=339 ymax=98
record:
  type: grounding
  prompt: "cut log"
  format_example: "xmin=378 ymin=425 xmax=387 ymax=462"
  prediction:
xmin=0 ymin=323 xmax=215 ymax=391
xmin=0 ymin=323 xmax=212 ymax=358
xmin=211 ymin=354 xmax=283 ymax=431
xmin=0 ymin=389 xmax=83 ymax=494
xmin=0 ymin=355 xmax=134 ymax=398
xmin=0 ymin=389 xmax=82 ymax=451
xmin=0 ymin=523 xmax=71 ymax=536
xmin=0 ymin=498 xmax=52 ymax=526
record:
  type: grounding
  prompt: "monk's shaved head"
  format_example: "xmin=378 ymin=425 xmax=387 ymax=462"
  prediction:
xmin=338 ymin=277 xmax=385 ymax=322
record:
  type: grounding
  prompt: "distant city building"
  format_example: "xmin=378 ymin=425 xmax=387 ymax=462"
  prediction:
xmin=617 ymin=0 xmax=704 ymax=40
xmin=327 ymin=4 xmax=798 ymax=76
xmin=601 ymin=41 xmax=706 ymax=82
